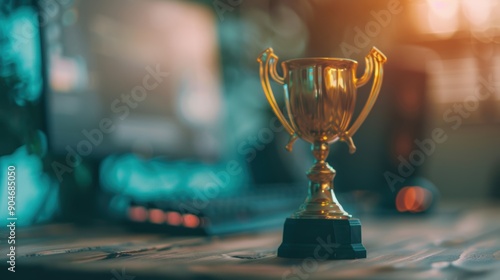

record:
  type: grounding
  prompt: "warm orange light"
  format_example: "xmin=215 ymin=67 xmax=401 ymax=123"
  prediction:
xmin=412 ymin=0 xmax=459 ymax=37
xmin=149 ymin=209 xmax=165 ymax=224
xmin=128 ymin=206 xmax=148 ymax=222
xmin=182 ymin=214 xmax=200 ymax=228
xmin=396 ymin=187 xmax=408 ymax=212
xmin=427 ymin=0 xmax=459 ymax=19
xmin=413 ymin=0 xmax=494 ymax=36
xmin=427 ymin=0 xmax=459 ymax=37
xmin=165 ymin=211 xmax=183 ymax=226
xmin=396 ymin=186 xmax=433 ymax=213
xmin=462 ymin=0 xmax=492 ymax=28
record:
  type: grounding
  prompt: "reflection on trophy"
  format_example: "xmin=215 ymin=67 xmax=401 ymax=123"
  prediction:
xmin=257 ymin=46 xmax=387 ymax=259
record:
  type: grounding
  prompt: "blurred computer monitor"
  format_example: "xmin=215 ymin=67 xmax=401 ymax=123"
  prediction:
xmin=42 ymin=0 xmax=225 ymax=161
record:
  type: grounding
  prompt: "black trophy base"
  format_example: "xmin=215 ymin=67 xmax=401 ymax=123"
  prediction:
xmin=277 ymin=218 xmax=366 ymax=259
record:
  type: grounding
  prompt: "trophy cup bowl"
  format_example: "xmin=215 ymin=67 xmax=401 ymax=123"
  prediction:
xmin=257 ymin=47 xmax=387 ymax=259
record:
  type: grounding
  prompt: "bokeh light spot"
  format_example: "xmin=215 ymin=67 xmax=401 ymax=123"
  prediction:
xmin=128 ymin=206 xmax=148 ymax=222
xmin=182 ymin=214 xmax=200 ymax=228
xmin=149 ymin=209 xmax=165 ymax=224
xmin=165 ymin=211 xmax=182 ymax=226
xmin=396 ymin=186 xmax=433 ymax=213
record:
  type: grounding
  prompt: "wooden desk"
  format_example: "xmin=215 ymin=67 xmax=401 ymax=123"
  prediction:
xmin=2 ymin=202 xmax=500 ymax=279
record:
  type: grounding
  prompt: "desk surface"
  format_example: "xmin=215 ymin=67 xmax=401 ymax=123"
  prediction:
xmin=2 ymin=202 xmax=500 ymax=280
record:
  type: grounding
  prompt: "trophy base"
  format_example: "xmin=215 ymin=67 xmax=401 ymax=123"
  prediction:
xmin=277 ymin=218 xmax=366 ymax=259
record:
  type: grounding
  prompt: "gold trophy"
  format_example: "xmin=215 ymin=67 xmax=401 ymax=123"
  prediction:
xmin=257 ymin=46 xmax=387 ymax=259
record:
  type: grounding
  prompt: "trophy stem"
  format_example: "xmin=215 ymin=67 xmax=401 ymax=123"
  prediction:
xmin=293 ymin=142 xmax=351 ymax=219
xmin=279 ymin=141 xmax=365 ymax=259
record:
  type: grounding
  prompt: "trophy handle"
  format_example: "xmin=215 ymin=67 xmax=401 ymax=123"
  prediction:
xmin=344 ymin=47 xmax=387 ymax=153
xmin=257 ymin=48 xmax=298 ymax=151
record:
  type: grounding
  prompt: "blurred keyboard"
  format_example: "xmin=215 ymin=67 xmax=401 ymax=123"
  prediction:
xmin=105 ymin=184 xmax=307 ymax=235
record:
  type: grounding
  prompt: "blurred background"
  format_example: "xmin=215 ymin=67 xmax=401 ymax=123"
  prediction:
xmin=1 ymin=0 xmax=500 ymax=232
